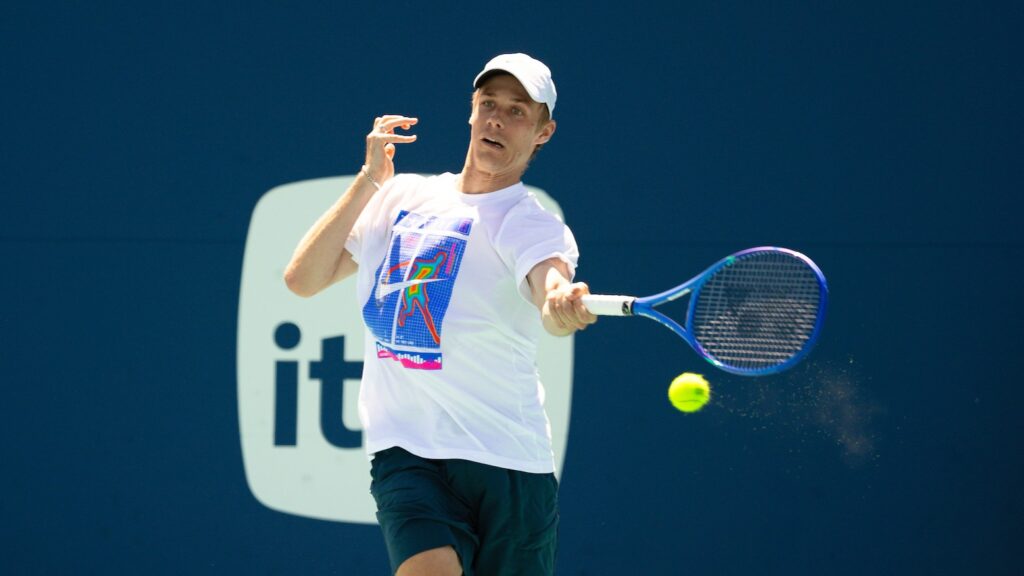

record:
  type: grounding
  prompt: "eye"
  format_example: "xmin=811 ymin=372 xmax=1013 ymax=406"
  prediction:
xmin=511 ymin=107 xmax=524 ymax=117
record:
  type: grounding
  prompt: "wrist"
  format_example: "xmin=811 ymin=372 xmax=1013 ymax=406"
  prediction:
xmin=360 ymin=165 xmax=382 ymax=191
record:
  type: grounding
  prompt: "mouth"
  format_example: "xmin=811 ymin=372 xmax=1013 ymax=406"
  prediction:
xmin=481 ymin=137 xmax=505 ymax=150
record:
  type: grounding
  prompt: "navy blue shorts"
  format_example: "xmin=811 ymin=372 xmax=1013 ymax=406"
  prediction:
xmin=369 ymin=447 xmax=559 ymax=575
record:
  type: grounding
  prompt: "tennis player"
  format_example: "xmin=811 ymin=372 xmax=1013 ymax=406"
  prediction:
xmin=285 ymin=53 xmax=594 ymax=575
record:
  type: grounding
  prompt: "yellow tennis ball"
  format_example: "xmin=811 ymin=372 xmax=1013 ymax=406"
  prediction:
xmin=668 ymin=373 xmax=711 ymax=413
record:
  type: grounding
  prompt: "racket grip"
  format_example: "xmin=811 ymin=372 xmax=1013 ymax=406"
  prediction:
xmin=580 ymin=295 xmax=634 ymax=316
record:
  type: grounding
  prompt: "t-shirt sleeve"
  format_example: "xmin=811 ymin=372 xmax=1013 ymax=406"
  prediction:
xmin=497 ymin=196 xmax=580 ymax=303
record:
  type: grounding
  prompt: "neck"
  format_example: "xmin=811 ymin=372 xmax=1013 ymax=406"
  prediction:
xmin=458 ymin=153 xmax=524 ymax=194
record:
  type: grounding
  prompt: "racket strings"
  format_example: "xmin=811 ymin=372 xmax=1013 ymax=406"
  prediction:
xmin=692 ymin=252 xmax=822 ymax=371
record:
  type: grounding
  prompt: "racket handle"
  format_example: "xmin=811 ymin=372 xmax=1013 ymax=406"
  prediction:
xmin=581 ymin=295 xmax=634 ymax=316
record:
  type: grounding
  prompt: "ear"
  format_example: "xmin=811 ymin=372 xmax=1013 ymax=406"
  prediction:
xmin=468 ymin=91 xmax=480 ymax=126
xmin=534 ymin=120 xmax=556 ymax=146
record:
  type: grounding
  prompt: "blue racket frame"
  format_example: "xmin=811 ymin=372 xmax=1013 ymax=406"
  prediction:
xmin=630 ymin=247 xmax=829 ymax=376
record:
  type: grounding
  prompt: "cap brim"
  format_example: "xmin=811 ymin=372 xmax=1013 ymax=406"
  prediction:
xmin=473 ymin=69 xmax=546 ymax=109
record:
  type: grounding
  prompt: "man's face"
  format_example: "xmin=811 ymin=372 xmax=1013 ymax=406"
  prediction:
xmin=467 ymin=73 xmax=555 ymax=179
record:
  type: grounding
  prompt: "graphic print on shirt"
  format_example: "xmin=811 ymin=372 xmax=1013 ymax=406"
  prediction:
xmin=363 ymin=210 xmax=474 ymax=370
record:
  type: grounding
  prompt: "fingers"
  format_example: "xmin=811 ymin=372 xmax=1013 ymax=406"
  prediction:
xmin=368 ymin=116 xmax=418 ymax=146
xmin=548 ymin=282 xmax=598 ymax=332
xmin=570 ymin=284 xmax=598 ymax=326
xmin=365 ymin=115 xmax=418 ymax=183
xmin=375 ymin=115 xmax=418 ymax=134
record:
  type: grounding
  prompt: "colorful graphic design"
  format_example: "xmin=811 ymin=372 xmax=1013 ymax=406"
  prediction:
xmin=363 ymin=210 xmax=473 ymax=370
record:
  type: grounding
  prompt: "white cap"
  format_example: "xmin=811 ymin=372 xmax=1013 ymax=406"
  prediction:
xmin=473 ymin=53 xmax=557 ymax=118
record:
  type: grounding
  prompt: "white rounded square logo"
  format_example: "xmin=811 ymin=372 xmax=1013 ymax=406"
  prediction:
xmin=237 ymin=176 xmax=575 ymax=524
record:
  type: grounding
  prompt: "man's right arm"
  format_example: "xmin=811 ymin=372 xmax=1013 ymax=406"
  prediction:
xmin=283 ymin=173 xmax=378 ymax=297
xmin=283 ymin=115 xmax=418 ymax=297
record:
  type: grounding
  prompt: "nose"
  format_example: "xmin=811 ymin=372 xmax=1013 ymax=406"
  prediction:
xmin=485 ymin=109 xmax=503 ymax=129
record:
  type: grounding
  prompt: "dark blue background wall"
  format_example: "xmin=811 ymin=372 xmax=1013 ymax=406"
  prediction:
xmin=3 ymin=1 xmax=1021 ymax=574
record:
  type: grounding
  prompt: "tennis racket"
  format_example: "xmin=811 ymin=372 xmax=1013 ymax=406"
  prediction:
xmin=581 ymin=247 xmax=828 ymax=376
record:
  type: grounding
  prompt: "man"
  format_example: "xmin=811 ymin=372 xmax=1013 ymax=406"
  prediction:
xmin=284 ymin=53 xmax=595 ymax=575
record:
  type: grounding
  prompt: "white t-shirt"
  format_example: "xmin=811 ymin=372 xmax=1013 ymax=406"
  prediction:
xmin=345 ymin=172 xmax=578 ymax=473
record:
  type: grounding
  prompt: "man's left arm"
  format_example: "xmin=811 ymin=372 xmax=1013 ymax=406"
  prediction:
xmin=527 ymin=257 xmax=598 ymax=337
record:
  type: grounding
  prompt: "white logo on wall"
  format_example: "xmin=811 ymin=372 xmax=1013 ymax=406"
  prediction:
xmin=237 ymin=176 xmax=576 ymax=524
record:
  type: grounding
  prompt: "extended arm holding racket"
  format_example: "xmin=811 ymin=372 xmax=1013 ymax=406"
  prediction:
xmin=528 ymin=257 xmax=598 ymax=336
